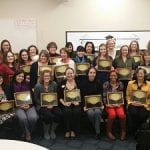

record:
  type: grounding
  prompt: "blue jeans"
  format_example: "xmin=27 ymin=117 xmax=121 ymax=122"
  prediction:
xmin=87 ymin=108 xmax=102 ymax=134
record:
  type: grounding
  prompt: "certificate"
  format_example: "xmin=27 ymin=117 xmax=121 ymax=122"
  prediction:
xmin=55 ymin=64 xmax=69 ymax=78
xmin=98 ymin=60 xmax=111 ymax=71
xmin=20 ymin=65 xmax=31 ymax=74
xmin=41 ymin=93 xmax=58 ymax=107
xmin=64 ymin=89 xmax=81 ymax=102
xmin=14 ymin=53 xmax=19 ymax=61
xmin=76 ymin=63 xmax=90 ymax=75
xmin=86 ymin=54 xmax=95 ymax=62
xmin=118 ymin=68 xmax=132 ymax=80
xmin=39 ymin=65 xmax=54 ymax=76
xmin=0 ymin=101 xmax=14 ymax=115
xmin=107 ymin=92 xmax=124 ymax=106
xmin=132 ymin=90 xmax=147 ymax=104
xmin=133 ymin=55 xmax=142 ymax=63
xmin=85 ymin=95 xmax=102 ymax=109
xmin=14 ymin=91 xmax=32 ymax=107
xmin=49 ymin=57 xmax=60 ymax=64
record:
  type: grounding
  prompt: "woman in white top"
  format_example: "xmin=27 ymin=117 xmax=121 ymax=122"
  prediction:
xmin=56 ymin=48 xmax=75 ymax=71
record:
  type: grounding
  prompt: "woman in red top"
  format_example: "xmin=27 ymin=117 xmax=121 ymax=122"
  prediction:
xmin=0 ymin=52 xmax=14 ymax=84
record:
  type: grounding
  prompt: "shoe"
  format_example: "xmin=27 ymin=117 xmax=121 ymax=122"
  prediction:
xmin=95 ymin=133 xmax=101 ymax=140
xmin=64 ymin=132 xmax=70 ymax=139
xmin=26 ymin=134 xmax=31 ymax=141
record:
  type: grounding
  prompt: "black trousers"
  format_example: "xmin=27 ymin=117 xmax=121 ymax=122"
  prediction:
xmin=39 ymin=107 xmax=62 ymax=124
xmin=128 ymin=105 xmax=149 ymax=134
xmin=62 ymin=105 xmax=81 ymax=133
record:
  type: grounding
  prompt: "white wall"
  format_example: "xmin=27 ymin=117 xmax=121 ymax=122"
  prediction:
xmin=0 ymin=0 xmax=150 ymax=51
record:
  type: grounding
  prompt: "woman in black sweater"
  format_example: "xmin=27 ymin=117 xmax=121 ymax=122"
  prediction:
xmin=82 ymin=67 xmax=103 ymax=139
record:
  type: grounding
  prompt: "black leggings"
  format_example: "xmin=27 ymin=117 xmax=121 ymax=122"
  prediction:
xmin=62 ymin=105 xmax=81 ymax=133
xmin=128 ymin=105 xmax=149 ymax=133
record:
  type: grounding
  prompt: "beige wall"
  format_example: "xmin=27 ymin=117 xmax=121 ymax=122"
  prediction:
xmin=0 ymin=0 xmax=150 ymax=51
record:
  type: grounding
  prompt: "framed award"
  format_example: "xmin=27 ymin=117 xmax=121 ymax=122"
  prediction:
xmin=107 ymin=92 xmax=124 ymax=106
xmin=98 ymin=60 xmax=111 ymax=71
xmin=14 ymin=91 xmax=32 ymax=107
xmin=0 ymin=100 xmax=14 ymax=115
xmin=118 ymin=68 xmax=132 ymax=80
xmin=39 ymin=65 xmax=54 ymax=76
xmin=64 ymin=89 xmax=81 ymax=102
xmin=133 ymin=55 xmax=142 ymax=63
xmin=49 ymin=57 xmax=60 ymax=64
xmin=76 ymin=63 xmax=90 ymax=75
xmin=55 ymin=64 xmax=69 ymax=79
xmin=41 ymin=93 xmax=58 ymax=107
xmin=132 ymin=90 xmax=147 ymax=104
xmin=20 ymin=65 xmax=31 ymax=74
xmin=86 ymin=54 xmax=95 ymax=62
xmin=85 ymin=95 xmax=102 ymax=109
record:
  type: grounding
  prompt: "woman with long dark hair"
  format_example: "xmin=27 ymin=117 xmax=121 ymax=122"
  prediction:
xmin=82 ymin=67 xmax=103 ymax=139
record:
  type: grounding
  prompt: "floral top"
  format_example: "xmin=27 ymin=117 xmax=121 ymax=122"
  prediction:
xmin=103 ymin=81 xmax=124 ymax=105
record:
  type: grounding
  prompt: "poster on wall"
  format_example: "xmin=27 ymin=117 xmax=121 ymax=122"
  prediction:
xmin=0 ymin=18 xmax=37 ymax=52
xmin=66 ymin=31 xmax=150 ymax=51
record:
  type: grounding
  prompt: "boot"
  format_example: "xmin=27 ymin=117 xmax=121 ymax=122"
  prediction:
xmin=43 ymin=123 xmax=50 ymax=140
xmin=107 ymin=118 xmax=116 ymax=140
xmin=50 ymin=122 xmax=58 ymax=139
xmin=120 ymin=118 xmax=126 ymax=141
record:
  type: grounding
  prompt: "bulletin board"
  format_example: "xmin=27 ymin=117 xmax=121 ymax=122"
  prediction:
xmin=66 ymin=31 xmax=150 ymax=50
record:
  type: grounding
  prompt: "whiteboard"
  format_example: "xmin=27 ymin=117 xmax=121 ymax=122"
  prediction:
xmin=66 ymin=31 xmax=150 ymax=51
xmin=0 ymin=18 xmax=37 ymax=52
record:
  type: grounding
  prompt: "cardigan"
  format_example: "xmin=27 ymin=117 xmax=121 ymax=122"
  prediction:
xmin=113 ymin=56 xmax=136 ymax=70
xmin=34 ymin=81 xmax=57 ymax=110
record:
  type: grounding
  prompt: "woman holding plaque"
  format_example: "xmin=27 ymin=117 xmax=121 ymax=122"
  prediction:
xmin=129 ymin=40 xmax=143 ymax=68
xmin=56 ymin=48 xmax=75 ymax=71
xmin=113 ymin=45 xmax=136 ymax=105
xmin=84 ymin=41 xmax=95 ymax=54
xmin=126 ymin=68 xmax=150 ymax=134
xmin=30 ymin=50 xmax=51 ymax=89
xmin=34 ymin=69 xmax=62 ymax=140
xmin=103 ymin=70 xmax=126 ymax=140
xmin=93 ymin=43 xmax=113 ymax=85
xmin=47 ymin=42 xmax=60 ymax=58
xmin=27 ymin=45 xmax=39 ymax=62
xmin=82 ymin=67 xmax=103 ymax=139
xmin=4 ymin=51 xmax=19 ymax=73
xmin=58 ymin=67 xmax=81 ymax=139
xmin=10 ymin=71 xmax=38 ymax=141
xmin=0 ymin=39 xmax=12 ymax=57
xmin=0 ymin=74 xmax=19 ymax=138
xmin=18 ymin=49 xmax=33 ymax=66
xmin=65 ymin=42 xmax=76 ymax=59
xmin=0 ymin=52 xmax=14 ymax=85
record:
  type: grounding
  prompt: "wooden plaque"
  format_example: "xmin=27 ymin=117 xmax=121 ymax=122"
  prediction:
xmin=85 ymin=95 xmax=102 ymax=109
xmin=64 ymin=89 xmax=81 ymax=102
xmin=14 ymin=91 xmax=32 ymax=107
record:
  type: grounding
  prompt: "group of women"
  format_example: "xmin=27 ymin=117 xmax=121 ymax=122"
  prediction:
xmin=0 ymin=39 xmax=150 ymax=142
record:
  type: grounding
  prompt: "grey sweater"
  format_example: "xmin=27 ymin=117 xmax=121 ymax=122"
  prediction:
xmin=34 ymin=81 xmax=57 ymax=110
